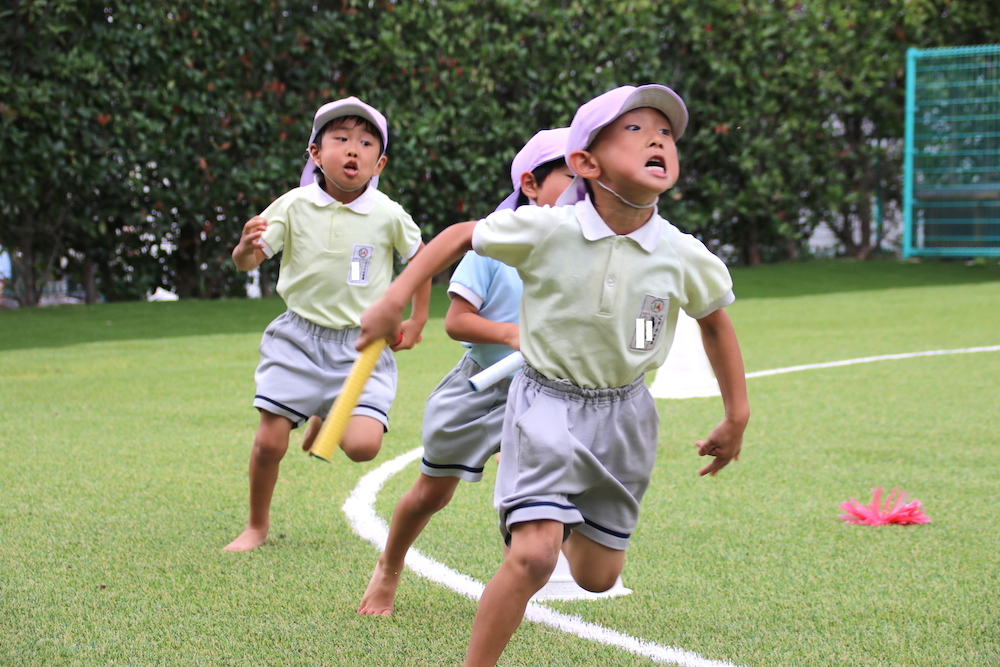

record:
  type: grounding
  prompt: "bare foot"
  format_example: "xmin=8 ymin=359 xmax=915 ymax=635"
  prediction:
xmin=222 ymin=526 xmax=268 ymax=552
xmin=301 ymin=415 xmax=323 ymax=452
xmin=358 ymin=561 xmax=402 ymax=616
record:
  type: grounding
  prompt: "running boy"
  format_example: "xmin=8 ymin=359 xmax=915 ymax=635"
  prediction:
xmin=225 ymin=97 xmax=430 ymax=552
xmin=356 ymin=84 xmax=749 ymax=665
xmin=358 ymin=127 xmax=573 ymax=616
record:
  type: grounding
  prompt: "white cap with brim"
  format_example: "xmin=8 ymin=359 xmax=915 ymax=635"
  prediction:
xmin=495 ymin=127 xmax=571 ymax=212
xmin=555 ymin=84 xmax=688 ymax=207
xmin=300 ymin=96 xmax=388 ymax=189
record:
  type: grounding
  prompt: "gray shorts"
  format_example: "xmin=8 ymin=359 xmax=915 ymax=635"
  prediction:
xmin=252 ymin=311 xmax=397 ymax=429
xmin=496 ymin=366 xmax=659 ymax=550
xmin=420 ymin=352 xmax=513 ymax=482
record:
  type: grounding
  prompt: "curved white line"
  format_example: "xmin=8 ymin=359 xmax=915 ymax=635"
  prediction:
xmin=342 ymin=447 xmax=742 ymax=667
xmin=342 ymin=346 xmax=999 ymax=665
xmin=744 ymin=345 xmax=1000 ymax=379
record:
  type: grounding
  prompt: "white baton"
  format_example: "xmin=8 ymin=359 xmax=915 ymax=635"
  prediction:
xmin=468 ymin=351 xmax=524 ymax=392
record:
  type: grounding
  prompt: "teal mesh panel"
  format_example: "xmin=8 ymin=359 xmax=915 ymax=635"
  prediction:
xmin=904 ymin=45 xmax=1000 ymax=257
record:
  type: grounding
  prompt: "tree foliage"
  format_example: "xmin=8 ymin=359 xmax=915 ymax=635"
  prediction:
xmin=2 ymin=0 xmax=998 ymax=305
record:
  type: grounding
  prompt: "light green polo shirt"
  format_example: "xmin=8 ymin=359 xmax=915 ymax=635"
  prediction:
xmin=260 ymin=181 xmax=422 ymax=330
xmin=471 ymin=196 xmax=734 ymax=389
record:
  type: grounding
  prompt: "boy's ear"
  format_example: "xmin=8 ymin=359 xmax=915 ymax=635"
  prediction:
xmin=567 ymin=149 xmax=600 ymax=180
xmin=519 ymin=171 xmax=540 ymax=200
xmin=372 ymin=154 xmax=388 ymax=176
xmin=308 ymin=143 xmax=321 ymax=164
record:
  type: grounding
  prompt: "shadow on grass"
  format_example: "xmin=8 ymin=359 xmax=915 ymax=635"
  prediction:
xmin=0 ymin=285 xmax=456 ymax=352
xmin=1 ymin=259 xmax=997 ymax=351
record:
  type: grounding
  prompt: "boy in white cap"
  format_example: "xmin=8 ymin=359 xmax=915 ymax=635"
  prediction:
xmin=356 ymin=84 xmax=749 ymax=665
xmin=226 ymin=97 xmax=430 ymax=552
xmin=358 ymin=128 xmax=573 ymax=616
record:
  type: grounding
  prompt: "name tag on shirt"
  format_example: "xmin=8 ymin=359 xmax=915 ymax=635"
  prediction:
xmin=630 ymin=295 xmax=669 ymax=351
xmin=348 ymin=244 xmax=374 ymax=285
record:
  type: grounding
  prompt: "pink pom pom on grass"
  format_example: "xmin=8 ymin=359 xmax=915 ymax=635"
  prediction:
xmin=839 ymin=487 xmax=931 ymax=526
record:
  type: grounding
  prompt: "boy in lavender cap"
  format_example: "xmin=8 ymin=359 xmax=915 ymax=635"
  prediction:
xmin=356 ymin=85 xmax=749 ymax=665
xmin=227 ymin=97 xmax=429 ymax=552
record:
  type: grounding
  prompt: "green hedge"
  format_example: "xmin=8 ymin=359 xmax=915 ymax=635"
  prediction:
xmin=2 ymin=0 xmax=998 ymax=304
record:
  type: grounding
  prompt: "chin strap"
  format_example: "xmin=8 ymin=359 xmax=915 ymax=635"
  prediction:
xmin=594 ymin=178 xmax=658 ymax=209
xmin=316 ymin=163 xmax=369 ymax=193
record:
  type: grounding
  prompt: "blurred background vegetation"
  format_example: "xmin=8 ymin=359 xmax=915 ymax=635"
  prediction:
xmin=2 ymin=0 xmax=998 ymax=305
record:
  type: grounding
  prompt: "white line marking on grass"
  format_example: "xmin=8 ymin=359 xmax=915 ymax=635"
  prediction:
xmin=343 ymin=345 xmax=998 ymax=664
xmin=744 ymin=345 xmax=1000 ymax=379
xmin=342 ymin=447 xmax=743 ymax=666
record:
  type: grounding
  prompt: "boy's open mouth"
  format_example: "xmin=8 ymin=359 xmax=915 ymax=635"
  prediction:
xmin=644 ymin=157 xmax=666 ymax=174
xmin=343 ymin=160 xmax=359 ymax=176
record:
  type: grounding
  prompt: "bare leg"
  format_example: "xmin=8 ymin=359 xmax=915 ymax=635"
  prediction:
xmin=300 ymin=415 xmax=323 ymax=452
xmin=464 ymin=520 xmax=563 ymax=667
xmin=340 ymin=415 xmax=385 ymax=462
xmin=224 ymin=411 xmax=293 ymax=551
xmin=359 ymin=473 xmax=461 ymax=615
xmin=562 ymin=531 xmax=625 ymax=593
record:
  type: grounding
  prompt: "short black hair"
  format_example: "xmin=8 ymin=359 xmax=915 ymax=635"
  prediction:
xmin=514 ymin=156 xmax=567 ymax=207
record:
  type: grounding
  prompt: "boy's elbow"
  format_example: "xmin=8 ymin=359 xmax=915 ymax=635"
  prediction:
xmin=443 ymin=313 xmax=462 ymax=340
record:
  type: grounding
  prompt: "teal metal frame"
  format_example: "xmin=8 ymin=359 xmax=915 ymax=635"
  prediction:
xmin=903 ymin=45 xmax=1000 ymax=258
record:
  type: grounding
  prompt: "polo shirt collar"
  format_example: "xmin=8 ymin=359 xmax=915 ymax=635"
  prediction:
xmin=575 ymin=194 xmax=662 ymax=253
xmin=305 ymin=174 xmax=376 ymax=214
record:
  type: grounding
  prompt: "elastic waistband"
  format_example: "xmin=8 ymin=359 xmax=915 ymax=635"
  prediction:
xmin=522 ymin=365 xmax=647 ymax=403
xmin=284 ymin=310 xmax=358 ymax=342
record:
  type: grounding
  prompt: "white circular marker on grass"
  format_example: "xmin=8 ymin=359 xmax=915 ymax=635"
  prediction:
xmin=343 ymin=345 xmax=999 ymax=665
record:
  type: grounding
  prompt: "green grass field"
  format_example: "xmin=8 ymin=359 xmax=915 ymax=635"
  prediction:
xmin=2 ymin=259 xmax=998 ymax=666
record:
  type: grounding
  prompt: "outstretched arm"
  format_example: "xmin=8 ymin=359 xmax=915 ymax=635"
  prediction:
xmin=695 ymin=308 xmax=750 ymax=476
xmin=357 ymin=221 xmax=477 ymax=350
xmin=393 ymin=243 xmax=432 ymax=351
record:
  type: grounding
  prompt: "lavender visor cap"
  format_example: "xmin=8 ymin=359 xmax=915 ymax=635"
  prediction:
xmin=565 ymin=84 xmax=688 ymax=158
xmin=495 ymin=127 xmax=571 ymax=212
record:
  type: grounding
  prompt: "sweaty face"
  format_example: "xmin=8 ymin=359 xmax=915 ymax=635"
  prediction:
xmin=309 ymin=118 xmax=386 ymax=202
xmin=588 ymin=107 xmax=679 ymax=202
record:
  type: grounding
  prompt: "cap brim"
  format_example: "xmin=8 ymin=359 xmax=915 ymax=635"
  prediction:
xmin=493 ymin=189 xmax=521 ymax=213
xmin=309 ymin=101 xmax=387 ymax=155
xmin=576 ymin=85 xmax=689 ymax=152
xmin=618 ymin=86 xmax=688 ymax=141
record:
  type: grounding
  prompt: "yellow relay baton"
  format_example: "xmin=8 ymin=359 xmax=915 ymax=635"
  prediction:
xmin=308 ymin=337 xmax=389 ymax=463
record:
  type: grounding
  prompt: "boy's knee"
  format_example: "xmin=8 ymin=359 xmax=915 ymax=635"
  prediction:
xmin=510 ymin=548 xmax=559 ymax=585
xmin=252 ymin=432 xmax=289 ymax=463
xmin=508 ymin=527 xmax=561 ymax=585
xmin=411 ymin=478 xmax=458 ymax=514
xmin=253 ymin=441 xmax=284 ymax=462
xmin=341 ymin=417 xmax=384 ymax=462
xmin=341 ymin=440 xmax=380 ymax=462
xmin=572 ymin=569 xmax=619 ymax=594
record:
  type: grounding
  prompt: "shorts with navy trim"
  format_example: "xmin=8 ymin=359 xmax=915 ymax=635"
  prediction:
xmin=497 ymin=365 xmax=659 ymax=550
xmin=252 ymin=310 xmax=396 ymax=430
xmin=420 ymin=352 xmax=513 ymax=483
